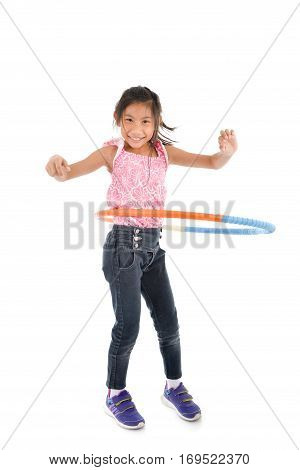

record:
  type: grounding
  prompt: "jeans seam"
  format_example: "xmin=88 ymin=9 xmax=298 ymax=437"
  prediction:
xmin=109 ymin=252 xmax=124 ymax=388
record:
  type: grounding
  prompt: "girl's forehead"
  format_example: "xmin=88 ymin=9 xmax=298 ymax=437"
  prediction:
xmin=124 ymin=103 xmax=153 ymax=118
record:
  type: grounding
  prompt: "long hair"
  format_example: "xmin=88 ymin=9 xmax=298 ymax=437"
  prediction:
xmin=112 ymin=86 xmax=178 ymax=148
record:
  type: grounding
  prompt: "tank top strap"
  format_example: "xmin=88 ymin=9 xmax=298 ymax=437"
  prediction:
xmin=155 ymin=139 xmax=169 ymax=169
xmin=102 ymin=136 xmax=124 ymax=149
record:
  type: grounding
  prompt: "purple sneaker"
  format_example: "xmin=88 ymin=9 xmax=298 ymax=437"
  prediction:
xmin=161 ymin=381 xmax=201 ymax=421
xmin=104 ymin=390 xmax=145 ymax=430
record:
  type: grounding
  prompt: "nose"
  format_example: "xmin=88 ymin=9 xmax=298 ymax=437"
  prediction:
xmin=132 ymin=122 xmax=144 ymax=131
xmin=131 ymin=130 xmax=145 ymax=137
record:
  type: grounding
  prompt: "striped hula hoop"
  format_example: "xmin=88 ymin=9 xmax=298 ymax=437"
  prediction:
xmin=96 ymin=208 xmax=276 ymax=235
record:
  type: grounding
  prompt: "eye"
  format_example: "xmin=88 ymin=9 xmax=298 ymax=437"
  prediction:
xmin=125 ymin=118 xmax=150 ymax=124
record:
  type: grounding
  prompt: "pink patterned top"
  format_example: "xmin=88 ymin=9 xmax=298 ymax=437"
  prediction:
xmin=102 ymin=136 xmax=169 ymax=228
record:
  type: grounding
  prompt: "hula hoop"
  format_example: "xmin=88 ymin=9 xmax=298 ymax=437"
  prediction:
xmin=96 ymin=209 xmax=276 ymax=235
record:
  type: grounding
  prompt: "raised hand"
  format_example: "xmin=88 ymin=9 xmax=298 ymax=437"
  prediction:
xmin=218 ymin=129 xmax=238 ymax=156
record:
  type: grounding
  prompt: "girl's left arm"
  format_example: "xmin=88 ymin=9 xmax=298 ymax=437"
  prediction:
xmin=167 ymin=129 xmax=238 ymax=170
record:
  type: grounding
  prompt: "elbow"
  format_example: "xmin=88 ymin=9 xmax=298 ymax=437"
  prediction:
xmin=211 ymin=157 xmax=226 ymax=170
xmin=210 ymin=158 xmax=221 ymax=170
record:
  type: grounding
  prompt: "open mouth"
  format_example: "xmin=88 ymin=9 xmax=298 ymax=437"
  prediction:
xmin=129 ymin=136 xmax=144 ymax=141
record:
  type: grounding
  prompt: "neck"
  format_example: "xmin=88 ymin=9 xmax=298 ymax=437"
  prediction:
xmin=124 ymin=140 xmax=154 ymax=155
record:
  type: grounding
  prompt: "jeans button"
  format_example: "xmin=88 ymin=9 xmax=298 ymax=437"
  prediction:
xmin=135 ymin=228 xmax=140 ymax=234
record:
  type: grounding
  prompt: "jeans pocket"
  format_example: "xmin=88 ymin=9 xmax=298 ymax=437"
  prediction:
xmin=117 ymin=246 xmax=136 ymax=271
xmin=144 ymin=250 xmax=156 ymax=271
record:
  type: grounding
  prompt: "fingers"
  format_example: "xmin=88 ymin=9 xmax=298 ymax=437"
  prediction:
xmin=56 ymin=161 xmax=70 ymax=178
xmin=218 ymin=129 xmax=235 ymax=152
xmin=218 ymin=136 xmax=226 ymax=152
xmin=45 ymin=161 xmax=56 ymax=176
xmin=46 ymin=156 xmax=71 ymax=178
xmin=55 ymin=161 xmax=65 ymax=178
xmin=220 ymin=129 xmax=234 ymax=139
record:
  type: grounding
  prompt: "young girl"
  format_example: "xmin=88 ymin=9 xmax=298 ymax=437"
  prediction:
xmin=45 ymin=86 xmax=238 ymax=430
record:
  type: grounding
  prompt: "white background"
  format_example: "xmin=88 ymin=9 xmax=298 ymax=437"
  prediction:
xmin=1 ymin=0 xmax=300 ymax=468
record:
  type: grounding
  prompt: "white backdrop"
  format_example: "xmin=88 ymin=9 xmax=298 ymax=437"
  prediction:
xmin=1 ymin=0 xmax=299 ymax=468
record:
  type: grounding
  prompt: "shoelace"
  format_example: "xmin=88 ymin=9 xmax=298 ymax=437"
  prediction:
xmin=175 ymin=388 xmax=193 ymax=403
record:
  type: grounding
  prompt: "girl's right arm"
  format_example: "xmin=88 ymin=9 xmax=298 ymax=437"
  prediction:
xmin=45 ymin=146 xmax=111 ymax=182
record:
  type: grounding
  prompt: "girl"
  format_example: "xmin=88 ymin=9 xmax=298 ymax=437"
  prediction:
xmin=45 ymin=86 xmax=238 ymax=430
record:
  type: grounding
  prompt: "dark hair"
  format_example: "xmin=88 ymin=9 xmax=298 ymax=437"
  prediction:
xmin=112 ymin=86 xmax=178 ymax=147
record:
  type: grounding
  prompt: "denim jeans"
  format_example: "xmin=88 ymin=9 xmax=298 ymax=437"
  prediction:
xmin=102 ymin=224 xmax=182 ymax=389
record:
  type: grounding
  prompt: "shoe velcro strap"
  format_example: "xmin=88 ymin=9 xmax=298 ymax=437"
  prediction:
xmin=176 ymin=389 xmax=188 ymax=396
xmin=117 ymin=405 xmax=135 ymax=414
xmin=115 ymin=395 xmax=132 ymax=406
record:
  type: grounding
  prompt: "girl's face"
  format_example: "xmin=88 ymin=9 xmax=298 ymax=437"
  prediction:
xmin=115 ymin=102 xmax=156 ymax=150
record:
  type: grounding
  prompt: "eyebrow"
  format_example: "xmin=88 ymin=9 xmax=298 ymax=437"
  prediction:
xmin=124 ymin=114 xmax=152 ymax=119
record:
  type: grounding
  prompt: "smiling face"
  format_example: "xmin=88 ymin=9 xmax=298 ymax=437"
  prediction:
xmin=114 ymin=101 xmax=156 ymax=152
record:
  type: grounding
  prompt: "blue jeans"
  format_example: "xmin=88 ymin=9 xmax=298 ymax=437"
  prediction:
xmin=102 ymin=224 xmax=182 ymax=389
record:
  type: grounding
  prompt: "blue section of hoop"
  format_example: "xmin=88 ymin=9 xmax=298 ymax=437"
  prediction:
xmin=183 ymin=215 xmax=276 ymax=235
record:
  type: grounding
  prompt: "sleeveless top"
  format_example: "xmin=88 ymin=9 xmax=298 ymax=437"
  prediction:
xmin=102 ymin=136 xmax=169 ymax=228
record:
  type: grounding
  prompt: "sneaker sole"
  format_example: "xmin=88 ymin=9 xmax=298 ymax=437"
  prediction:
xmin=161 ymin=394 xmax=202 ymax=421
xmin=103 ymin=404 xmax=145 ymax=430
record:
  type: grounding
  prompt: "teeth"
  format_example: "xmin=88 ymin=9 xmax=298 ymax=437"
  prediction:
xmin=131 ymin=137 xmax=143 ymax=141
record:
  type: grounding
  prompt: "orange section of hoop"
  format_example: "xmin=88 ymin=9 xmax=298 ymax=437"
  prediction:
xmin=96 ymin=208 xmax=223 ymax=223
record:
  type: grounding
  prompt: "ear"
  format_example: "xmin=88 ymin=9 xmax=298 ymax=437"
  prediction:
xmin=113 ymin=112 xmax=119 ymax=125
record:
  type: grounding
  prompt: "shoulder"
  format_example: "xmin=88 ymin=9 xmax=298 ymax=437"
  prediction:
xmin=155 ymin=139 xmax=171 ymax=160
xmin=100 ymin=137 xmax=123 ymax=173
xmin=98 ymin=144 xmax=118 ymax=174
xmin=102 ymin=137 xmax=123 ymax=148
xmin=162 ymin=143 xmax=175 ymax=164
